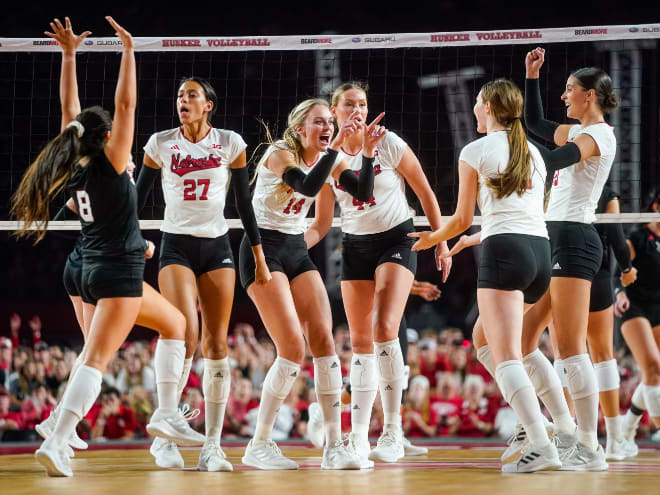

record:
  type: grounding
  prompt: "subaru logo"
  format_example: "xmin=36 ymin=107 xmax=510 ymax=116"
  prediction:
xmin=629 ymin=27 xmax=639 ymax=32
xmin=352 ymin=37 xmax=361 ymax=43
xmin=84 ymin=39 xmax=93 ymax=45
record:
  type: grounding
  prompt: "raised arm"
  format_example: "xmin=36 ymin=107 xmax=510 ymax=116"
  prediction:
xmin=45 ymin=17 xmax=91 ymax=131
xmin=104 ymin=17 xmax=136 ymax=174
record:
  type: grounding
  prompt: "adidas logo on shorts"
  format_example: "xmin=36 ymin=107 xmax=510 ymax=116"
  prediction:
xmin=553 ymin=262 xmax=562 ymax=270
xmin=391 ymin=252 xmax=402 ymax=260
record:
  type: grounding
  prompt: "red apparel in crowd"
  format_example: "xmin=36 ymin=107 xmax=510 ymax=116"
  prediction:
xmin=430 ymin=396 xmax=462 ymax=436
xmin=419 ymin=354 xmax=452 ymax=388
xmin=403 ymin=406 xmax=439 ymax=438
xmin=20 ymin=401 xmax=53 ymax=430
xmin=455 ymin=398 xmax=499 ymax=437
xmin=86 ymin=403 xmax=141 ymax=439
xmin=223 ymin=396 xmax=259 ymax=434
xmin=0 ymin=410 xmax=24 ymax=429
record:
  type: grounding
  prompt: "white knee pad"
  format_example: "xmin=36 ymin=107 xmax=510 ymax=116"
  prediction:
xmin=632 ymin=383 xmax=646 ymax=410
xmin=553 ymin=359 xmax=568 ymax=388
xmin=495 ymin=360 xmax=533 ymax=405
xmin=643 ymin=384 xmax=660 ymax=417
xmin=350 ymin=354 xmax=378 ymax=392
xmin=263 ymin=356 xmax=301 ymax=401
xmin=593 ymin=359 xmax=620 ymax=392
xmin=61 ymin=365 xmax=102 ymax=420
xmin=313 ymin=355 xmax=342 ymax=396
xmin=476 ymin=345 xmax=495 ymax=378
xmin=203 ymin=358 xmax=231 ymax=403
xmin=154 ymin=339 xmax=186 ymax=384
xmin=522 ymin=348 xmax=562 ymax=396
xmin=374 ymin=339 xmax=405 ymax=383
xmin=563 ymin=354 xmax=598 ymax=400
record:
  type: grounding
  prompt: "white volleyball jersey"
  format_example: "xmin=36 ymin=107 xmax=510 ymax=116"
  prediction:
xmin=252 ymin=141 xmax=341 ymax=235
xmin=143 ymin=127 xmax=246 ymax=238
xmin=459 ymin=131 xmax=548 ymax=241
xmin=331 ymin=132 xmax=414 ymax=235
xmin=545 ymin=122 xmax=616 ymax=223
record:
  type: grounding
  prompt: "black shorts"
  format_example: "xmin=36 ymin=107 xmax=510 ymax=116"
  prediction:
xmin=81 ymin=253 xmax=145 ymax=304
xmin=478 ymin=234 xmax=551 ymax=304
xmin=620 ymin=298 xmax=660 ymax=328
xmin=63 ymin=246 xmax=87 ymax=301
xmin=589 ymin=269 xmax=614 ymax=313
xmin=342 ymin=219 xmax=417 ymax=281
xmin=547 ymin=221 xmax=603 ymax=282
xmin=239 ymin=228 xmax=317 ymax=289
xmin=159 ymin=232 xmax=235 ymax=277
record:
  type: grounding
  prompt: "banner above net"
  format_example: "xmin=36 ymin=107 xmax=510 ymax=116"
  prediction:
xmin=2 ymin=23 xmax=660 ymax=52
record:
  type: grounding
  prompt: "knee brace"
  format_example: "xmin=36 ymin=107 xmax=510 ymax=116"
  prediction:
xmin=495 ymin=360 xmax=533 ymax=405
xmin=350 ymin=354 xmax=378 ymax=392
xmin=553 ymin=358 xmax=568 ymax=388
xmin=563 ymin=354 xmax=598 ymax=400
xmin=154 ymin=339 xmax=185 ymax=384
xmin=631 ymin=383 xmax=646 ymax=412
xmin=374 ymin=339 xmax=405 ymax=383
xmin=593 ymin=359 xmax=620 ymax=392
xmin=313 ymin=355 xmax=342 ymax=396
xmin=203 ymin=358 xmax=231 ymax=403
xmin=263 ymin=356 xmax=301 ymax=401
xmin=522 ymin=348 xmax=562 ymax=396
xmin=643 ymin=384 xmax=660 ymax=417
xmin=476 ymin=345 xmax=495 ymax=378
xmin=61 ymin=365 xmax=102 ymax=420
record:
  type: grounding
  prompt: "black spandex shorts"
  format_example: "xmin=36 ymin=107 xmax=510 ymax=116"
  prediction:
xmin=547 ymin=221 xmax=603 ymax=282
xmin=478 ymin=234 xmax=551 ymax=304
xmin=620 ymin=298 xmax=660 ymax=328
xmin=62 ymin=245 xmax=90 ymax=302
xmin=159 ymin=232 xmax=235 ymax=277
xmin=239 ymin=228 xmax=317 ymax=289
xmin=589 ymin=269 xmax=615 ymax=313
xmin=342 ymin=219 xmax=417 ymax=281
xmin=81 ymin=253 xmax=145 ymax=304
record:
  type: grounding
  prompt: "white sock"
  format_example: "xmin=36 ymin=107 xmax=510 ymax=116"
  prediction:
xmin=622 ymin=383 xmax=646 ymax=438
xmin=154 ymin=339 xmax=186 ymax=412
xmin=178 ymin=357 xmax=193 ymax=401
xmin=203 ymin=357 xmax=231 ymax=444
xmin=54 ymin=354 xmax=84 ymax=417
xmin=254 ymin=357 xmax=300 ymax=442
xmin=350 ymin=353 xmax=377 ymax=442
xmin=564 ymin=353 xmax=599 ymax=451
xmin=495 ymin=360 xmax=549 ymax=448
xmin=313 ymin=356 xmax=342 ymax=446
xmin=53 ymin=365 xmax=102 ymax=446
xmin=375 ymin=340 xmax=405 ymax=432
xmin=605 ymin=415 xmax=621 ymax=443
xmin=523 ymin=349 xmax=575 ymax=435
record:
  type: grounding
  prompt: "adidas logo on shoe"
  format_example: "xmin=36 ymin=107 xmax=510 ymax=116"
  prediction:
xmin=391 ymin=252 xmax=402 ymax=259
xmin=519 ymin=452 xmax=541 ymax=464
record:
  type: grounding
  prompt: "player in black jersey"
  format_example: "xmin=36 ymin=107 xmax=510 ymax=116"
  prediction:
xmin=12 ymin=17 xmax=204 ymax=477
xmin=616 ymin=190 xmax=660 ymax=437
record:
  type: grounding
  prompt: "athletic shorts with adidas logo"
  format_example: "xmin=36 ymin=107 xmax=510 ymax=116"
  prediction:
xmin=159 ymin=231 xmax=235 ymax=276
xmin=546 ymin=221 xmax=603 ymax=282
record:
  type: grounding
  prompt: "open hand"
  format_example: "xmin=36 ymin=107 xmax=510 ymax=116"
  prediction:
xmin=45 ymin=17 xmax=91 ymax=53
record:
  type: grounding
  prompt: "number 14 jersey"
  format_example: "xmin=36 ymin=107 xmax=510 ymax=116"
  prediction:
xmin=144 ymin=127 xmax=247 ymax=238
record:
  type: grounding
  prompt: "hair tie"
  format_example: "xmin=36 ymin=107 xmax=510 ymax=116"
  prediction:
xmin=512 ymin=116 xmax=522 ymax=121
xmin=66 ymin=120 xmax=85 ymax=138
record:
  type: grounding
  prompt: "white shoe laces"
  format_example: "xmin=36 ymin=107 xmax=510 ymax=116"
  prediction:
xmin=261 ymin=439 xmax=283 ymax=456
xmin=203 ymin=443 xmax=226 ymax=459
xmin=377 ymin=430 xmax=398 ymax=447
xmin=179 ymin=403 xmax=201 ymax=421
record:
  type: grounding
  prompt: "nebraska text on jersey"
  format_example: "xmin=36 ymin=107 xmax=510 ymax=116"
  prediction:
xmin=170 ymin=153 xmax=223 ymax=177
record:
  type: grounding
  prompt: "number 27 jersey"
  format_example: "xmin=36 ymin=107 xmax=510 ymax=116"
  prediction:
xmin=143 ymin=127 xmax=247 ymax=238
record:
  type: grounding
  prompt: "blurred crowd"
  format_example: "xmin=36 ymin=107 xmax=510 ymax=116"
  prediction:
xmin=1 ymin=313 xmax=656 ymax=443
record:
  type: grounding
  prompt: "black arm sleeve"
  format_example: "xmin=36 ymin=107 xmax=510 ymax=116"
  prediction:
xmin=605 ymin=223 xmax=632 ymax=272
xmin=282 ymin=149 xmax=338 ymax=197
xmin=231 ymin=167 xmax=261 ymax=246
xmin=528 ymin=137 xmax=582 ymax=174
xmin=524 ymin=78 xmax=561 ymax=142
xmin=53 ymin=204 xmax=78 ymax=221
xmin=337 ymin=155 xmax=375 ymax=202
xmin=135 ymin=165 xmax=160 ymax=213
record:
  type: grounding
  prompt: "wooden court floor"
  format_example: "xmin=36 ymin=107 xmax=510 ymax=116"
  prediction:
xmin=1 ymin=444 xmax=659 ymax=495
